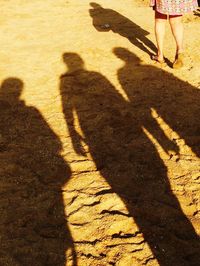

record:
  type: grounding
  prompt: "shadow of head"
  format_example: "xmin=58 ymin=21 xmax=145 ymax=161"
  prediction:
xmin=89 ymin=2 xmax=111 ymax=32
xmin=0 ymin=78 xmax=23 ymax=101
xmin=62 ymin=53 xmax=84 ymax=72
xmin=90 ymin=2 xmax=102 ymax=9
xmin=113 ymin=47 xmax=141 ymax=65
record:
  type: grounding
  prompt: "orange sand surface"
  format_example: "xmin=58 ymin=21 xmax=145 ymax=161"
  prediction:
xmin=0 ymin=1 xmax=199 ymax=265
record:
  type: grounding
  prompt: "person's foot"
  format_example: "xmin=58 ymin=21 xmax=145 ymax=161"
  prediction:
xmin=173 ymin=53 xmax=184 ymax=69
xmin=151 ymin=54 xmax=167 ymax=67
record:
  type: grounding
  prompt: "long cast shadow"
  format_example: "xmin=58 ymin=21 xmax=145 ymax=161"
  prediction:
xmin=113 ymin=48 xmax=200 ymax=266
xmin=113 ymin=48 xmax=200 ymax=159
xmin=89 ymin=2 xmax=157 ymax=56
xmin=0 ymin=78 xmax=77 ymax=266
xmin=60 ymin=52 xmax=200 ymax=266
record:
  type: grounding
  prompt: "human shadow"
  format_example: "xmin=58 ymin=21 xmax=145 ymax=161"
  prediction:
xmin=113 ymin=48 xmax=200 ymax=265
xmin=60 ymin=52 xmax=200 ymax=265
xmin=0 ymin=78 xmax=77 ymax=266
xmin=89 ymin=2 xmax=157 ymax=56
xmin=113 ymin=47 xmax=200 ymax=159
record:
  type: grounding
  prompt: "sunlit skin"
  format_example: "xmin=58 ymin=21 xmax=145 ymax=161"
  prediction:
xmin=154 ymin=11 xmax=183 ymax=62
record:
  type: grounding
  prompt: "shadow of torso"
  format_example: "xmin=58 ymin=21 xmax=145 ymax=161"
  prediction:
xmin=89 ymin=4 xmax=157 ymax=55
xmin=0 ymin=78 xmax=76 ymax=266
xmin=60 ymin=58 xmax=200 ymax=265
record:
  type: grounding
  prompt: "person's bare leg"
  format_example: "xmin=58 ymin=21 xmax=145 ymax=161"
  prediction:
xmin=169 ymin=15 xmax=184 ymax=68
xmin=154 ymin=11 xmax=167 ymax=62
xmin=169 ymin=15 xmax=184 ymax=54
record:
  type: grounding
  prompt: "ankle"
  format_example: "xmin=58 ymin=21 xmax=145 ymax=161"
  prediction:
xmin=157 ymin=52 xmax=164 ymax=60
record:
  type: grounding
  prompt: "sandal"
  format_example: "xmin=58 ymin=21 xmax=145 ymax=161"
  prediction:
xmin=173 ymin=53 xmax=184 ymax=69
xmin=151 ymin=54 xmax=167 ymax=68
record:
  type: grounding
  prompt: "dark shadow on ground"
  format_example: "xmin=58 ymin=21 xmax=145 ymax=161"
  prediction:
xmin=113 ymin=48 xmax=200 ymax=158
xmin=89 ymin=2 xmax=157 ymax=56
xmin=60 ymin=52 xmax=200 ymax=266
xmin=0 ymin=78 xmax=77 ymax=266
xmin=113 ymin=48 xmax=200 ymax=266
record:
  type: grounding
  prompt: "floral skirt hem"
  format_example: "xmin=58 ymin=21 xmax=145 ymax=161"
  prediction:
xmin=150 ymin=0 xmax=198 ymax=15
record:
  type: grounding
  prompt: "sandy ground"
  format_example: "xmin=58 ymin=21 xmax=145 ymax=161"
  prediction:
xmin=0 ymin=1 xmax=200 ymax=265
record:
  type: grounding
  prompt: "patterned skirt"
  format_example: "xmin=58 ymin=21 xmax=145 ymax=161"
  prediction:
xmin=150 ymin=0 xmax=198 ymax=15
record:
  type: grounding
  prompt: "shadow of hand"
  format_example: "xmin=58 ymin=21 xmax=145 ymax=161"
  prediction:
xmin=71 ymin=130 xmax=87 ymax=156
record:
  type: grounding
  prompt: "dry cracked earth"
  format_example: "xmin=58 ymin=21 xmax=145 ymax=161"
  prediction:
xmin=0 ymin=0 xmax=200 ymax=266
